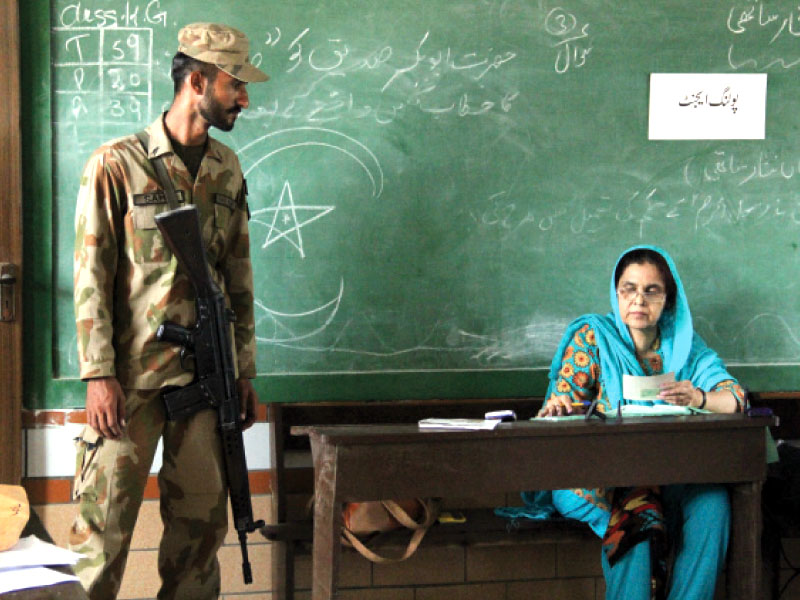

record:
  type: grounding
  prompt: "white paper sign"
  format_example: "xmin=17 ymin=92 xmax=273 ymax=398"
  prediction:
xmin=622 ymin=372 xmax=675 ymax=401
xmin=648 ymin=73 xmax=767 ymax=140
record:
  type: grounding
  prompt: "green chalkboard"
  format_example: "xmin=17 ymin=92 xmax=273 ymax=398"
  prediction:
xmin=22 ymin=0 xmax=800 ymax=408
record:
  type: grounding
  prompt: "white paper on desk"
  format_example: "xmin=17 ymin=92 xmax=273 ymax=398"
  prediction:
xmin=0 ymin=566 xmax=79 ymax=595
xmin=0 ymin=535 xmax=82 ymax=570
xmin=622 ymin=372 xmax=675 ymax=401
xmin=418 ymin=418 xmax=500 ymax=430
xmin=619 ymin=404 xmax=692 ymax=417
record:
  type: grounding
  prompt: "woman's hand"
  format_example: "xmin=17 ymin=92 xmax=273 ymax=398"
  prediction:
xmin=537 ymin=395 xmax=586 ymax=417
xmin=658 ymin=380 xmax=702 ymax=407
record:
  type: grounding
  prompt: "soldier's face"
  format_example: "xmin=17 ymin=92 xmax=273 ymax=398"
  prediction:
xmin=199 ymin=70 xmax=249 ymax=132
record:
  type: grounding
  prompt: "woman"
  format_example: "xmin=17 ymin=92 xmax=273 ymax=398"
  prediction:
xmin=538 ymin=245 xmax=746 ymax=600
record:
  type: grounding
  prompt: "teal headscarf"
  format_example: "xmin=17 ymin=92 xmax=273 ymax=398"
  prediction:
xmin=498 ymin=245 xmax=737 ymax=522
xmin=545 ymin=244 xmax=733 ymax=410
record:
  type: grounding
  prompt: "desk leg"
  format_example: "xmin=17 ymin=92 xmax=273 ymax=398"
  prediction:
xmin=311 ymin=444 xmax=341 ymax=600
xmin=728 ymin=481 xmax=763 ymax=600
xmin=271 ymin=539 xmax=294 ymax=600
xmin=269 ymin=406 xmax=291 ymax=600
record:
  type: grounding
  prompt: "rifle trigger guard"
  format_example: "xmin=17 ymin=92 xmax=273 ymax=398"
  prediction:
xmin=179 ymin=347 xmax=195 ymax=372
xmin=200 ymin=381 xmax=220 ymax=408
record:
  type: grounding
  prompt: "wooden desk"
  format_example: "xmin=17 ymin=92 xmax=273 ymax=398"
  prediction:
xmin=294 ymin=414 xmax=773 ymax=600
xmin=2 ymin=510 xmax=89 ymax=600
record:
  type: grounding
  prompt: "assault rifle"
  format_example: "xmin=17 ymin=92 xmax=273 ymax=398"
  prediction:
xmin=154 ymin=205 xmax=264 ymax=585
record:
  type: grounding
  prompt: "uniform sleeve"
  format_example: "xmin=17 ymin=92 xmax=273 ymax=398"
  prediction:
xmin=549 ymin=324 xmax=602 ymax=403
xmin=74 ymin=151 xmax=123 ymax=380
xmin=221 ymin=188 xmax=257 ymax=379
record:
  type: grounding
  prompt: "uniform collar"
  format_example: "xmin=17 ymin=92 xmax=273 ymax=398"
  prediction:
xmin=143 ymin=113 xmax=225 ymax=163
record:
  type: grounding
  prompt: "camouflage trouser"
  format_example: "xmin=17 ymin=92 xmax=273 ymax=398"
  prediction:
xmin=68 ymin=388 xmax=228 ymax=600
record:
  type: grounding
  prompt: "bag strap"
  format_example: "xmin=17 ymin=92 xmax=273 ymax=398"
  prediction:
xmin=341 ymin=498 xmax=440 ymax=563
xmin=136 ymin=130 xmax=181 ymax=210
xmin=382 ymin=499 xmax=439 ymax=530
xmin=342 ymin=523 xmax=430 ymax=563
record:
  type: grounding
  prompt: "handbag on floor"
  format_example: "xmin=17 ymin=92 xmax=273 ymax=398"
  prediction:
xmin=341 ymin=498 xmax=440 ymax=563
xmin=0 ymin=484 xmax=29 ymax=551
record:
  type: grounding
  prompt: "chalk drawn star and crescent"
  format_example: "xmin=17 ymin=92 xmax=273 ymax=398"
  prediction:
xmin=253 ymin=179 xmax=335 ymax=258
xmin=237 ymin=127 xmax=384 ymax=351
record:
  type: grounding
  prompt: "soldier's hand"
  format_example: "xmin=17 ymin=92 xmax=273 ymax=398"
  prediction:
xmin=86 ymin=377 xmax=127 ymax=440
xmin=237 ymin=378 xmax=258 ymax=431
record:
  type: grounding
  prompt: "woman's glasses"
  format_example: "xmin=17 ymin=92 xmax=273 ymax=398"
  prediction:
xmin=617 ymin=285 xmax=666 ymax=304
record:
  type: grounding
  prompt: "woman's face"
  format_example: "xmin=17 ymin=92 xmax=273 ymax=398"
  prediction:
xmin=616 ymin=261 xmax=667 ymax=334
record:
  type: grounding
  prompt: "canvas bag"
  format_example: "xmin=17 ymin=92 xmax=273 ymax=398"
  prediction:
xmin=0 ymin=484 xmax=29 ymax=551
xmin=341 ymin=498 xmax=440 ymax=563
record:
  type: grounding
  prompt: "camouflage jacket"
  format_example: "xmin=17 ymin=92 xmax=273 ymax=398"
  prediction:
xmin=74 ymin=114 xmax=257 ymax=389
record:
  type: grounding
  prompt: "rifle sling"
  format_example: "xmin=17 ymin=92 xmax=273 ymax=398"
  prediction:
xmin=136 ymin=130 xmax=181 ymax=210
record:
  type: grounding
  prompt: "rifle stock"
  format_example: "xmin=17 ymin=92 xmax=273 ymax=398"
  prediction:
xmin=154 ymin=205 xmax=264 ymax=585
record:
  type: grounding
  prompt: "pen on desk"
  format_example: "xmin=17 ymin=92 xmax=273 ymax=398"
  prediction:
xmin=571 ymin=401 xmax=592 ymax=409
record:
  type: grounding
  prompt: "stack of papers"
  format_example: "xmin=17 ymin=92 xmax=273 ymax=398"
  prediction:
xmin=418 ymin=418 xmax=500 ymax=430
xmin=536 ymin=404 xmax=696 ymax=421
xmin=536 ymin=414 xmax=588 ymax=422
xmin=0 ymin=536 xmax=82 ymax=595
xmin=619 ymin=404 xmax=693 ymax=417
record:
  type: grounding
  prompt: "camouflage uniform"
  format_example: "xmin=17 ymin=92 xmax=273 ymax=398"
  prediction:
xmin=69 ymin=113 xmax=256 ymax=600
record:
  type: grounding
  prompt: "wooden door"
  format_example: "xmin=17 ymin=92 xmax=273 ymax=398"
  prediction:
xmin=0 ymin=0 xmax=23 ymax=484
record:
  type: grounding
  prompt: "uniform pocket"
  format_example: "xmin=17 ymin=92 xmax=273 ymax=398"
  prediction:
xmin=131 ymin=204 xmax=172 ymax=263
xmin=72 ymin=426 xmax=103 ymax=502
xmin=70 ymin=425 xmax=118 ymax=538
xmin=132 ymin=203 xmax=163 ymax=231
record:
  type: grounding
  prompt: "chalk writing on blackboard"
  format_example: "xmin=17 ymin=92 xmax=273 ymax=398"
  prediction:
xmin=544 ymin=7 xmax=592 ymax=74
xmin=57 ymin=1 xmax=167 ymax=29
xmin=53 ymin=26 xmax=154 ymax=136
xmin=727 ymin=3 xmax=800 ymax=70
xmin=246 ymin=27 xmax=520 ymax=125
xmin=686 ymin=149 xmax=800 ymax=186
xmin=469 ymin=147 xmax=800 ymax=242
xmin=52 ymin=2 xmax=169 ymax=141
xmin=727 ymin=2 xmax=800 ymax=38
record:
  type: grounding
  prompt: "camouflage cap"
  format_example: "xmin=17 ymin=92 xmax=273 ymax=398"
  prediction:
xmin=178 ymin=22 xmax=268 ymax=83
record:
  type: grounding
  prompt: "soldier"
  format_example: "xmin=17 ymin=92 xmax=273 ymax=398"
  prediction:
xmin=69 ymin=23 xmax=268 ymax=600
